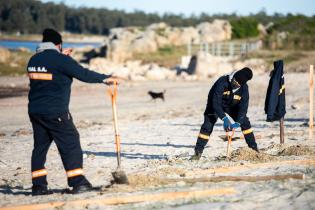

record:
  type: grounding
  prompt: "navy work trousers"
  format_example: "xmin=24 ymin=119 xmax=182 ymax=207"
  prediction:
xmin=29 ymin=112 xmax=89 ymax=187
xmin=195 ymin=109 xmax=257 ymax=154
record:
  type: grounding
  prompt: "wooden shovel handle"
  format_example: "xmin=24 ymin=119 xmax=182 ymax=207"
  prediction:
xmin=226 ymin=129 xmax=235 ymax=157
xmin=107 ymin=82 xmax=121 ymax=167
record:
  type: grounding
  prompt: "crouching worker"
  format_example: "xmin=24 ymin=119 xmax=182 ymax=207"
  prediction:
xmin=27 ymin=28 xmax=118 ymax=195
xmin=191 ymin=67 xmax=258 ymax=160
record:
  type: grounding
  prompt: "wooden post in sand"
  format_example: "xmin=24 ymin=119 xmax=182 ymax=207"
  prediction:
xmin=280 ymin=117 xmax=284 ymax=144
xmin=310 ymin=65 xmax=314 ymax=140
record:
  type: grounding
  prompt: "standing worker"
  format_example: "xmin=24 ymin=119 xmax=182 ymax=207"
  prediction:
xmin=191 ymin=67 xmax=259 ymax=160
xmin=27 ymin=28 xmax=117 ymax=195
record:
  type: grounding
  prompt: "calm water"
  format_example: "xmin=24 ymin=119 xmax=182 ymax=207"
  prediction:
xmin=0 ymin=40 xmax=102 ymax=51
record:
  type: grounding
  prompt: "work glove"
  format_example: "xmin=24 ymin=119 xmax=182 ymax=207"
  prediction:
xmin=222 ymin=116 xmax=232 ymax=131
xmin=231 ymin=122 xmax=240 ymax=130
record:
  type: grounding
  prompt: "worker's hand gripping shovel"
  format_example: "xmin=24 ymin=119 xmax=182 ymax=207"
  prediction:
xmin=107 ymin=81 xmax=129 ymax=184
xmin=226 ymin=129 xmax=235 ymax=158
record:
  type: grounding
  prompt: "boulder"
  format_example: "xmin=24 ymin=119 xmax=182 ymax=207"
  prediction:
xmin=109 ymin=39 xmax=132 ymax=63
xmin=147 ymin=22 xmax=169 ymax=31
xmin=233 ymin=58 xmax=266 ymax=74
xmin=197 ymin=19 xmax=232 ymax=43
xmin=177 ymin=27 xmax=200 ymax=45
xmin=130 ymin=31 xmax=158 ymax=53
xmin=193 ymin=52 xmax=233 ymax=78
xmin=257 ymin=23 xmax=268 ymax=36
xmin=145 ymin=64 xmax=167 ymax=80
xmin=165 ymin=28 xmax=182 ymax=46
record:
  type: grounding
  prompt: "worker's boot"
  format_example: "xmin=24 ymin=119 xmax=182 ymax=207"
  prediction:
xmin=244 ymin=131 xmax=259 ymax=153
xmin=190 ymin=134 xmax=209 ymax=161
xmin=32 ymin=185 xmax=53 ymax=196
xmin=67 ymin=177 xmax=93 ymax=194
xmin=70 ymin=183 xmax=93 ymax=194
xmin=190 ymin=150 xmax=202 ymax=161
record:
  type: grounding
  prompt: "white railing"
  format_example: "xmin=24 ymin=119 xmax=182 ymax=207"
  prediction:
xmin=187 ymin=40 xmax=262 ymax=57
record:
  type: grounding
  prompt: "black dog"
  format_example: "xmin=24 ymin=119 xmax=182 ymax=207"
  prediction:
xmin=148 ymin=90 xmax=166 ymax=101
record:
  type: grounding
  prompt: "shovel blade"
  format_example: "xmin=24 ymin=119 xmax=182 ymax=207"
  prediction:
xmin=112 ymin=170 xmax=129 ymax=184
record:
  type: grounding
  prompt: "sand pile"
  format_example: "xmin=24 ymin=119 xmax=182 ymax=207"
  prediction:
xmin=127 ymin=174 xmax=168 ymax=188
xmin=278 ymin=145 xmax=315 ymax=156
xmin=229 ymin=147 xmax=277 ymax=162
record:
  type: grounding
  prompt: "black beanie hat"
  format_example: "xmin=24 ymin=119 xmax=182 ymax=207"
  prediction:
xmin=42 ymin=28 xmax=62 ymax=45
xmin=233 ymin=67 xmax=253 ymax=85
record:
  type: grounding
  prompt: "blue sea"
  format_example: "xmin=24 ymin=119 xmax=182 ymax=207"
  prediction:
xmin=0 ymin=40 xmax=102 ymax=52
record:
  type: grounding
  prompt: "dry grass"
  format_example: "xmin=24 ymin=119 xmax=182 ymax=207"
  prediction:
xmin=0 ymin=50 xmax=32 ymax=76
xmin=132 ymin=45 xmax=187 ymax=68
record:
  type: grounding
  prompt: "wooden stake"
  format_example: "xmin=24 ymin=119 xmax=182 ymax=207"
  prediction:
xmin=167 ymin=174 xmax=304 ymax=184
xmin=310 ymin=65 xmax=314 ymax=140
xmin=0 ymin=188 xmax=236 ymax=210
xmin=280 ymin=117 xmax=284 ymax=144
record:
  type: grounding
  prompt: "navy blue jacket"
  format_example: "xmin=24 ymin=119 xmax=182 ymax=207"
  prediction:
xmin=205 ymin=75 xmax=249 ymax=124
xmin=264 ymin=60 xmax=286 ymax=121
xmin=27 ymin=49 xmax=110 ymax=116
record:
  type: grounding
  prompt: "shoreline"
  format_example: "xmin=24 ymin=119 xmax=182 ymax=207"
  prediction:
xmin=0 ymin=34 xmax=105 ymax=44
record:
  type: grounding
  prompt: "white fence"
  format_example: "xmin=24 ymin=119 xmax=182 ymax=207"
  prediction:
xmin=187 ymin=40 xmax=262 ymax=57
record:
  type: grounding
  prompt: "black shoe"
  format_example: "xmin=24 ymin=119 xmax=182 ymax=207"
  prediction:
xmin=190 ymin=151 xmax=202 ymax=161
xmin=32 ymin=185 xmax=53 ymax=196
xmin=251 ymin=147 xmax=260 ymax=153
xmin=68 ymin=183 xmax=93 ymax=194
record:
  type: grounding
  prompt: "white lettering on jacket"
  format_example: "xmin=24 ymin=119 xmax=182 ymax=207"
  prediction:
xmin=28 ymin=66 xmax=48 ymax=72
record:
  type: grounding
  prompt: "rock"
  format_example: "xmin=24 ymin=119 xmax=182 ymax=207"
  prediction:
xmin=130 ymin=31 xmax=158 ymax=53
xmin=193 ymin=52 xmax=233 ymax=78
xmin=145 ymin=65 xmax=167 ymax=80
xmin=147 ymin=22 xmax=169 ymax=31
xmin=197 ymin=19 xmax=232 ymax=43
xmin=177 ymin=27 xmax=200 ymax=45
xmin=257 ymin=23 xmax=268 ymax=36
xmin=233 ymin=58 xmax=266 ymax=74
xmin=155 ymin=35 xmax=170 ymax=48
xmin=129 ymin=74 xmax=146 ymax=81
xmin=179 ymin=72 xmax=198 ymax=81
xmin=0 ymin=47 xmax=11 ymax=63
xmin=89 ymin=58 xmax=114 ymax=74
xmin=163 ymin=68 xmax=177 ymax=80
xmin=109 ymin=39 xmax=133 ymax=63
xmin=113 ymin=66 xmax=130 ymax=78
xmin=98 ymin=20 xmax=232 ymax=62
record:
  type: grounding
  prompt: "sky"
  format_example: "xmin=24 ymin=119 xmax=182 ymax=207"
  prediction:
xmin=40 ymin=0 xmax=315 ymax=16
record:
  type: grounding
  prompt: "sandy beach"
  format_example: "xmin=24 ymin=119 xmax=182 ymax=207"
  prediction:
xmin=0 ymin=72 xmax=314 ymax=209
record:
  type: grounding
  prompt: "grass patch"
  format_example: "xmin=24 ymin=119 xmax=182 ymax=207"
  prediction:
xmin=132 ymin=45 xmax=187 ymax=68
xmin=244 ymin=50 xmax=306 ymax=65
xmin=0 ymin=50 xmax=32 ymax=76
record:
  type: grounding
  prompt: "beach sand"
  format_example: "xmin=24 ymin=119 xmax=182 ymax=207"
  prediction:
xmin=0 ymin=72 xmax=314 ymax=209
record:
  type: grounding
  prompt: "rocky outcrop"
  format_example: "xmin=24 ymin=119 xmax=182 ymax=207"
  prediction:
xmin=96 ymin=20 xmax=232 ymax=62
xmin=89 ymin=57 xmax=178 ymax=81
xmin=197 ymin=20 xmax=232 ymax=43
xmin=88 ymin=54 xmax=266 ymax=81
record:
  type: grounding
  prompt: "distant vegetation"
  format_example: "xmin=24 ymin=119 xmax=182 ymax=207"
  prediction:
xmin=230 ymin=17 xmax=259 ymax=39
xmin=0 ymin=0 xmax=314 ymax=37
